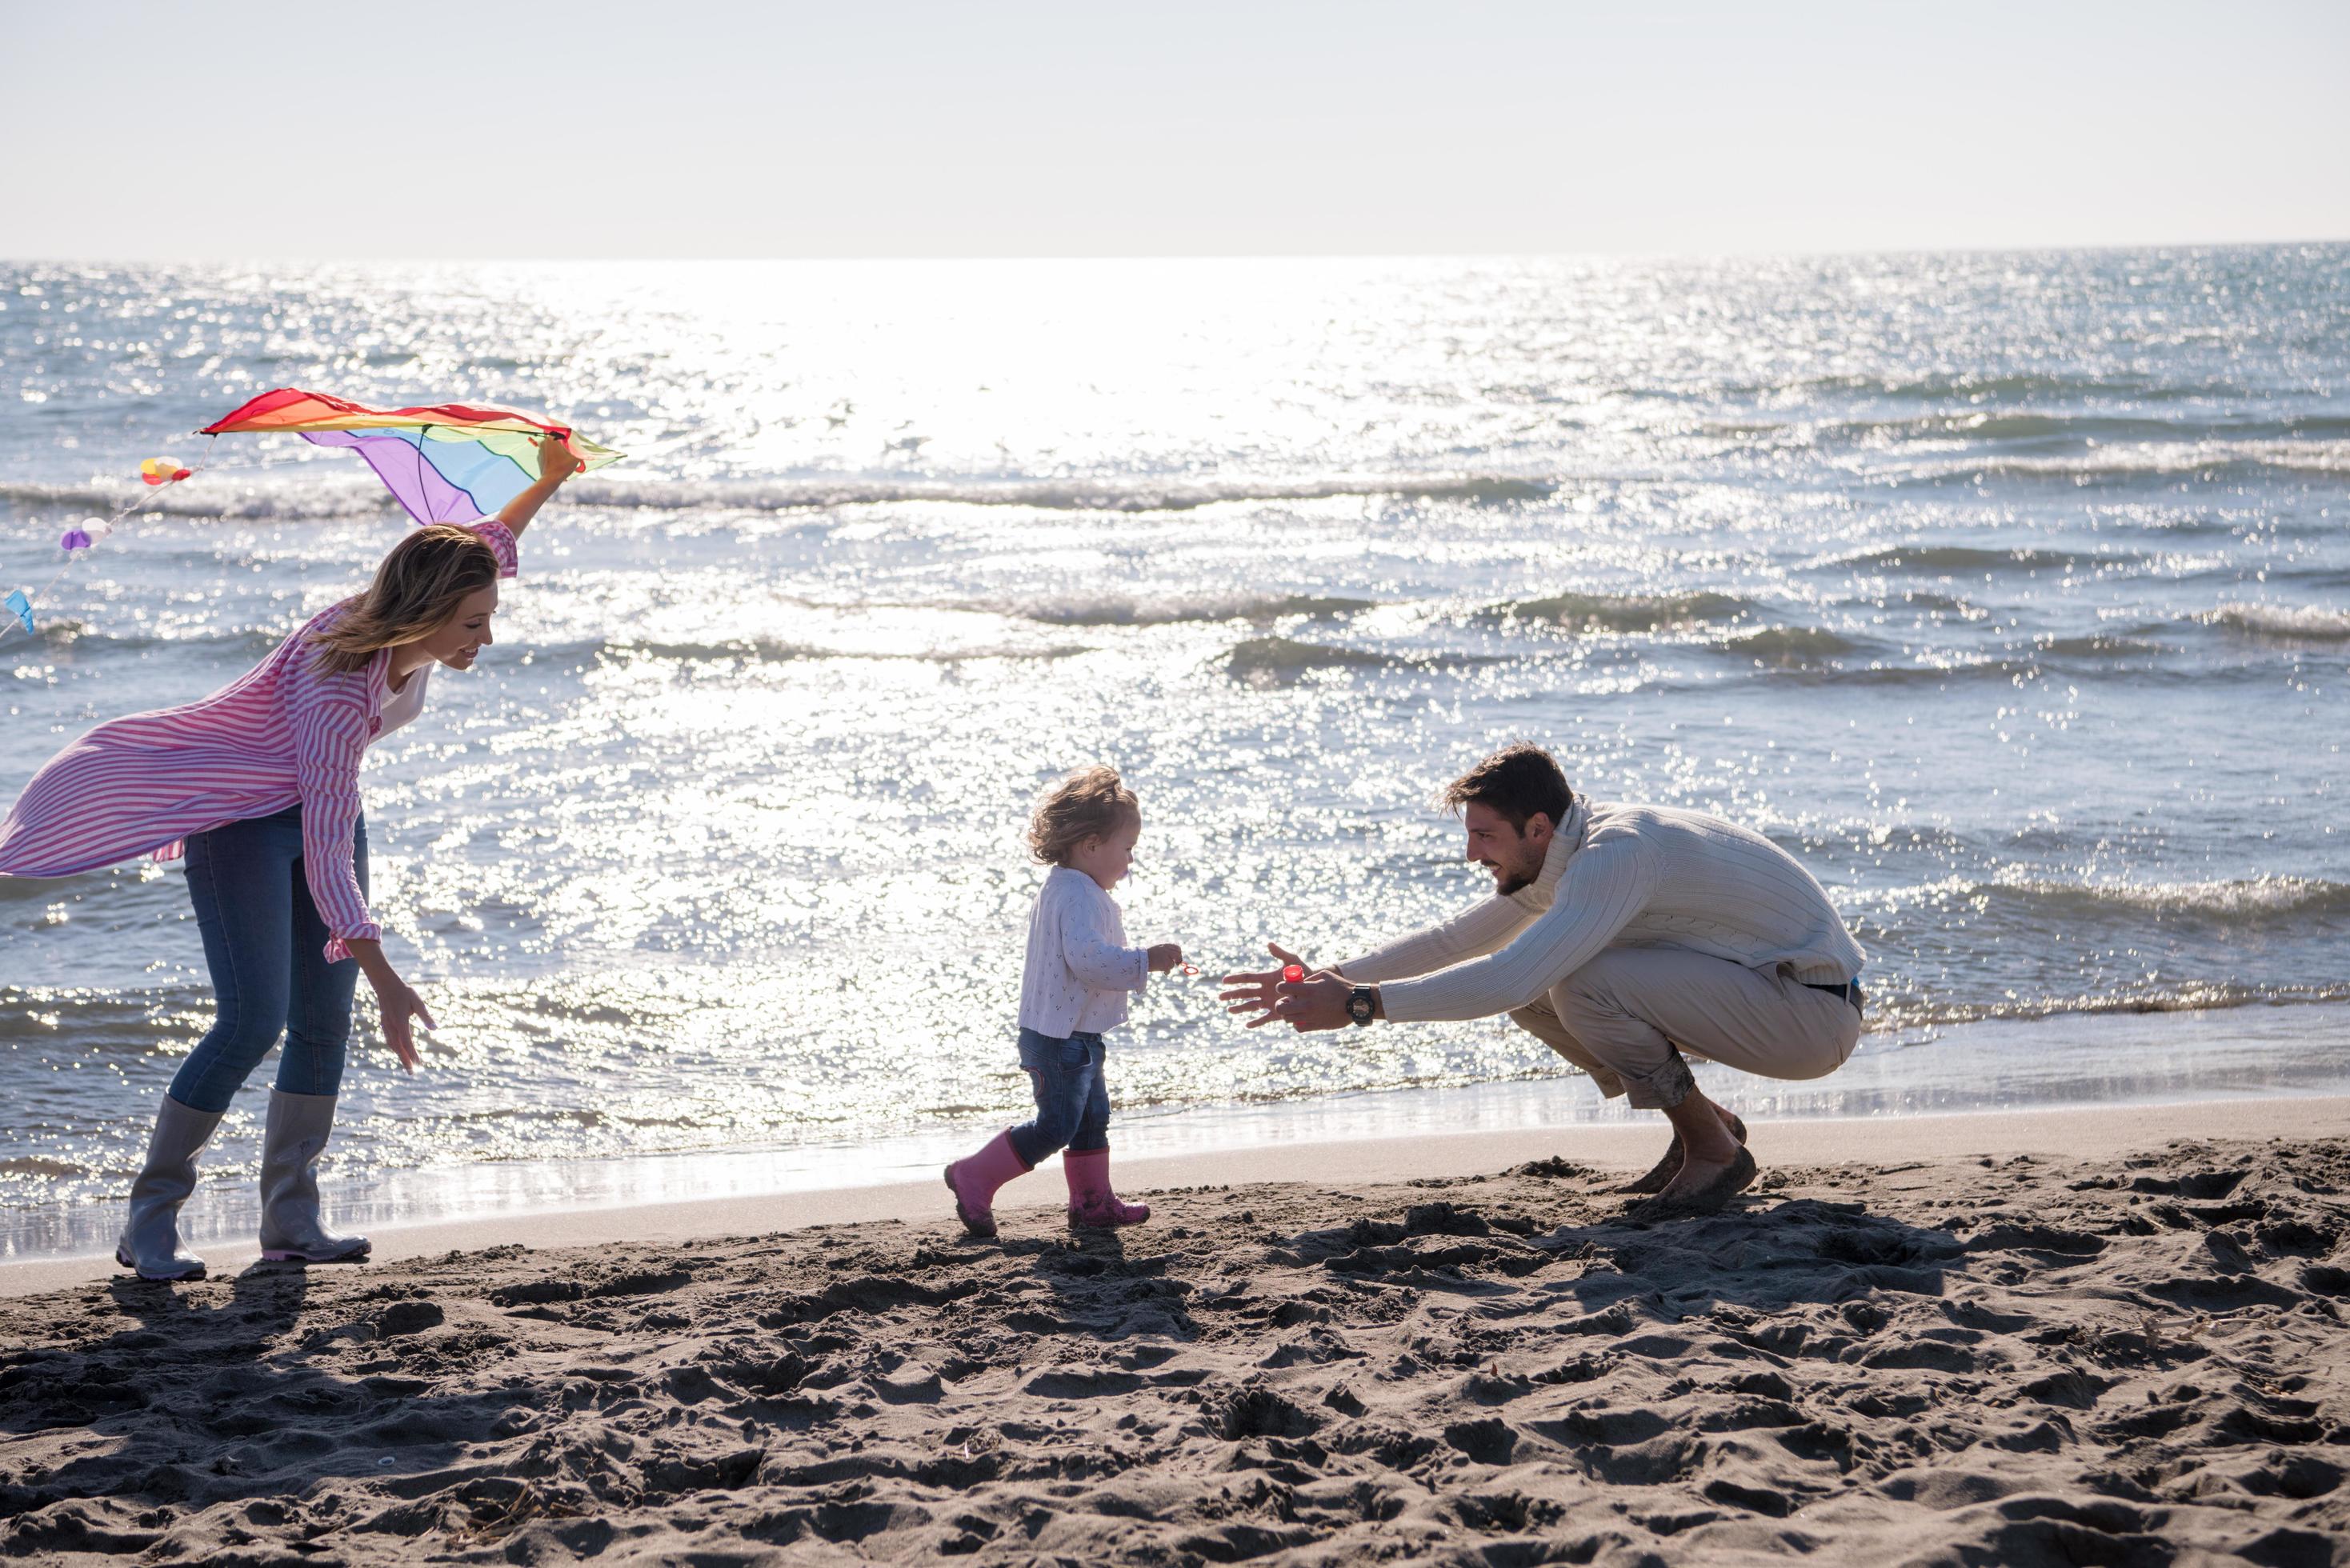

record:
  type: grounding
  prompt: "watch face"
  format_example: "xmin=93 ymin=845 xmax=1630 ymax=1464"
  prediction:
xmin=1347 ymin=989 xmax=1375 ymax=1023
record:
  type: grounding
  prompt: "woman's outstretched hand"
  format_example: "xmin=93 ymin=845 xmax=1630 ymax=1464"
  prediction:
xmin=498 ymin=434 xmax=583 ymax=536
xmin=359 ymin=968 xmax=434 ymax=1081
xmin=345 ymin=938 xmax=430 ymax=1072
xmin=534 ymin=432 xmax=584 ymax=486
xmin=370 ymin=976 xmax=433 ymax=1073
xmin=1219 ymin=941 xmax=1340 ymax=1029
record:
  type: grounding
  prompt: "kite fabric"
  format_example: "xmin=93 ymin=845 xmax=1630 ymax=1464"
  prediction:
xmin=200 ymin=389 xmax=621 ymax=526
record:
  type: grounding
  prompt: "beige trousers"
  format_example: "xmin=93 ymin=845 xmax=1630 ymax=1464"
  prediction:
xmin=1507 ymin=946 xmax=1860 ymax=1110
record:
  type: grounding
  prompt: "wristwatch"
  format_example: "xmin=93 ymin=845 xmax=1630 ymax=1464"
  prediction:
xmin=1345 ymin=986 xmax=1378 ymax=1026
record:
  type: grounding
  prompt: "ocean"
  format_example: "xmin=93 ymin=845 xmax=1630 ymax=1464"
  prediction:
xmin=3 ymin=249 xmax=2346 ymax=1258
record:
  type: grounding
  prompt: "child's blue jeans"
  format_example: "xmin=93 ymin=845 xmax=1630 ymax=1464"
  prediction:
xmin=1007 ymin=1027 xmax=1111 ymax=1167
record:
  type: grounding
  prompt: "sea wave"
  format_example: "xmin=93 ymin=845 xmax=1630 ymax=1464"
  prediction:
xmin=575 ymin=473 xmax=1556 ymax=514
xmin=1900 ymin=440 xmax=2350 ymax=483
xmin=1724 ymin=370 xmax=2248 ymax=406
xmin=8 ymin=600 xmax=2273 ymax=680
xmin=1719 ymin=412 xmax=2350 ymax=449
xmin=1001 ymin=592 xmax=1375 ymax=627
xmin=1720 ymin=626 xmax=1864 ymax=662
xmin=1878 ymin=873 xmax=2350 ymax=926
xmin=2029 ymin=633 xmax=2166 ymax=658
xmin=1475 ymin=590 xmax=1750 ymax=634
xmin=1644 ymin=658 xmax=2032 ymax=690
xmin=568 ymin=636 xmax=1087 ymax=666
xmin=6 ymin=615 xmax=1090 ymax=666
xmin=0 ymin=621 xmax=280 ymax=657
xmin=1663 ymin=650 xmax=2256 ymax=690
xmin=0 ymin=1157 xmax=90 ymax=1180
xmin=0 ymin=477 xmax=396 ymax=521
xmin=1872 ymin=981 xmax=2350 ymax=1031
xmin=14 ymin=970 xmax=2348 ymax=1070
xmin=1219 ymin=636 xmax=1509 ymax=686
xmin=1840 ymin=545 xmax=2140 ymax=574
xmin=1888 ymin=591 xmax=1988 ymax=617
xmin=2028 ymin=874 xmax=2350 ymax=922
xmin=2 ymin=471 xmax=1557 ymax=522
xmin=2203 ymin=602 xmax=2350 ymax=643
xmin=1224 ymin=637 xmax=1403 ymax=682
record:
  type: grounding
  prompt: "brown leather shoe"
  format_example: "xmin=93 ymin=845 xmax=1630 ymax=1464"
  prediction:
xmin=1617 ymin=1112 xmax=1748 ymax=1195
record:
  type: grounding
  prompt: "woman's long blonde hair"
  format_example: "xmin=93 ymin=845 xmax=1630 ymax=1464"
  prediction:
xmin=308 ymin=525 xmax=499 ymax=676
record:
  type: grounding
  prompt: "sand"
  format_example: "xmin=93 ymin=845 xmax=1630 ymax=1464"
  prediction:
xmin=3 ymin=1098 xmax=2348 ymax=1565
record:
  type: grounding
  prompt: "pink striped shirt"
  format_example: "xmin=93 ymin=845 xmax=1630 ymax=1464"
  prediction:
xmin=0 ymin=520 xmax=518 ymax=962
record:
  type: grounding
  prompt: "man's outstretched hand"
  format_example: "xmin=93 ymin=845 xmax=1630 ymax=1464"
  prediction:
xmin=1219 ymin=942 xmax=1355 ymax=1032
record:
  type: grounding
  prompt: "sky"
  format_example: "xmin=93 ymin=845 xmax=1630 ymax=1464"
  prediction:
xmin=3 ymin=0 xmax=2345 ymax=260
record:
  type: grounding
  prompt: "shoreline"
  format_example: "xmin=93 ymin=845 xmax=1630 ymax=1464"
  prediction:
xmin=7 ymin=997 xmax=2347 ymax=1274
xmin=9 ymin=1092 xmax=2344 ymax=1301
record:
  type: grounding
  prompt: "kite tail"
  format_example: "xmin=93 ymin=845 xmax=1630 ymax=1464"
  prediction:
xmin=0 ymin=434 xmax=220 ymax=649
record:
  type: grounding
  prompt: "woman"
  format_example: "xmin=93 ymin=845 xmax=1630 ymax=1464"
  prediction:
xmin=0 ymin=435 xmax=582 ymax=1280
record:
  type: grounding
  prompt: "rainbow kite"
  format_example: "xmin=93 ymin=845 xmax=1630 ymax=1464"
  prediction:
xmin=0 ymin=390 xmax=619 ymax=648
xmin=200 ymin=389 xmax=621 ymax=526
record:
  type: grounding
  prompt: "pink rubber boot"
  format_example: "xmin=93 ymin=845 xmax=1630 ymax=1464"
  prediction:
xmin=1064 ymin=1148 xmax=1151 ymax=1229
xmin=944 ymin=1130 xmax=1031 ymax=1238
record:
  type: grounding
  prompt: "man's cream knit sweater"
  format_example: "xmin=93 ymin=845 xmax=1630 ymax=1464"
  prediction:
xmin=1339 ymin=798 xmax=1865 ymax=1024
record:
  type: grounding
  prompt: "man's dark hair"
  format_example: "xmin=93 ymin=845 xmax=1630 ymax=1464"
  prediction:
xmin=1439 ymin=743 xmax=1573 ymax=834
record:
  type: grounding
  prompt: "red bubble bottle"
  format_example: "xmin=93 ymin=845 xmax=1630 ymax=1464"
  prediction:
xmin=1281 ymin=964 xmax=1305 ymax=984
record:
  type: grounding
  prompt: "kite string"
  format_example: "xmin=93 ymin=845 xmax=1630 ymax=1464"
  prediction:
xmin=0 ymin=434 xmax=220 ymax=650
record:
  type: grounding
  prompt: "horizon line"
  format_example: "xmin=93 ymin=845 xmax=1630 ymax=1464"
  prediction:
xmin=7 ymin=235 xmax=2348 ymax=270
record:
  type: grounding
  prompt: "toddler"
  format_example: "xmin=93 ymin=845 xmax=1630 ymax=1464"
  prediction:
xmin=944 ymin=766 xmax=1183 ymax=1237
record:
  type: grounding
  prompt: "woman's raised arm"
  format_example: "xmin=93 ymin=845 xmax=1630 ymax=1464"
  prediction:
xmin=495 ymin=433 xmax=584 ymax=541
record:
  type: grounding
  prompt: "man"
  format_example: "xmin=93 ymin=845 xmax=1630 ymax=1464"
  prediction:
xmin=1220 ymin=744 xmax=1865 ymax=1214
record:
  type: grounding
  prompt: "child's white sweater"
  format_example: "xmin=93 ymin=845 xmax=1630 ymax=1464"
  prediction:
xmin=1019 ymin=866 xmax=1148 ymax=1037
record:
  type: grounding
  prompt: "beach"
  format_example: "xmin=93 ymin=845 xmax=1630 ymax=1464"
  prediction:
xmin=4 ymin=250 xmax=2348 ymax=1562
xmin=5 ymin=1097 xmax=2347 ymax=1566
xmin=4 ymin=0 xmax=2348 ymax=1553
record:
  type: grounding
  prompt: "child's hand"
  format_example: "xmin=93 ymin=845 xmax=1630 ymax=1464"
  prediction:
xmin=1147 ymin=942 xmax=1185 ymax=974
xmin=534 ymin=433 xmax=584 ymax=486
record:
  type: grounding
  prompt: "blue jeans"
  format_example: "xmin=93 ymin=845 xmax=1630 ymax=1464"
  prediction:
xmin=168 ymin=805 xmax=368 ymax=1114
xmin=1007 ymin=1028 xmax=1111 ymax=1166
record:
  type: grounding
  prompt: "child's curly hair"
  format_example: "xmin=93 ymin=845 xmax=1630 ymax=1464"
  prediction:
xmin=1028 ymin=766 xmax=1139 ymax=866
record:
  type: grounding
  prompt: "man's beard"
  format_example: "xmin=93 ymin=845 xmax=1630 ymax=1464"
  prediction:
xmin=1484 ymin=860 xmax=1536 ymax=897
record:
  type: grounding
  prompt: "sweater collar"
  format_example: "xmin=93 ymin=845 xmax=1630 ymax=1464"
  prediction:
xmin=1508 ymin=796 xmax=1591 ymax=912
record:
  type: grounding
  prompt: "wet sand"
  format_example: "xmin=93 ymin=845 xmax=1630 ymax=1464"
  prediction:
xmin=3 ymin=1098 xmax=2347 ymax=1564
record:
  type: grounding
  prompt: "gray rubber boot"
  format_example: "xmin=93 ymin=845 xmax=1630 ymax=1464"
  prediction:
xmin=256 ymin=1090 xmax=370 ymax=1263
xmin=116 ymin=1094 xmax=224 ymax=1281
